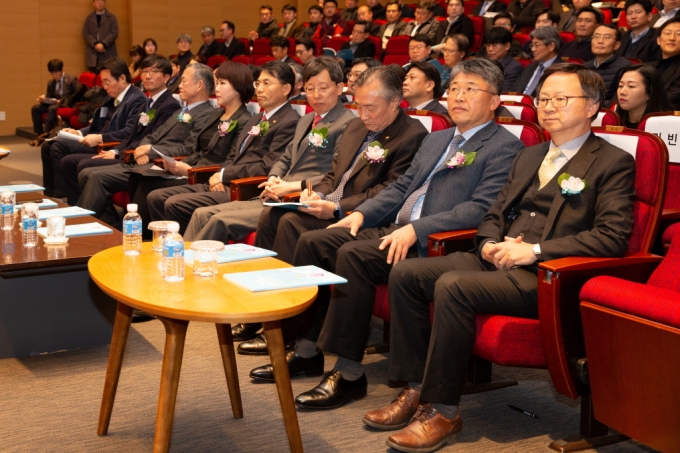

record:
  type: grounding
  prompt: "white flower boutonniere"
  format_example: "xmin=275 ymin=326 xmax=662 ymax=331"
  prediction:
xmin=218 ymin=120 xmax=237 ymax=137
xmin=139 ymin=109 xmax=156 ymax=126
xmin=307 ymin=127 xmax=328 ymax=148
xmin=177 ymin=112 xmax=193 ymax=123
xmin=361 ymin=141 xmax=389 ymax=164
xmin=248 ymin=121 xmax=269 ymax=137
xmin=558 ymin=173 xmax=589 ymax=195
xmin=446 ymin=151 xmax=476 ymax=169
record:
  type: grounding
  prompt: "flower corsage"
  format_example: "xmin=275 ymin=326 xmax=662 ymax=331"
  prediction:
xmin=176 ymin=112 xmax=193 ymax=123
xmin=446 ymin=151 xmax=476 ymax=169
xmin=307 ymin=127 xmax=328 ymax=148
xmin=558 ymin=173 xmax=589 ymax=195
xmin=138 ymin=109 xmax=156 ymax=126
xmin=218 ymin=120 xmax=237 ymax=137
xmin=361 ymin=141 xmax=389 ymax=164
xmin=248 ymin=121 xmax=269 ymax=137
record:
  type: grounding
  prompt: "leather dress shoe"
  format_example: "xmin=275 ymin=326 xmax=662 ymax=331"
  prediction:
xmin=363 ymin=386 xmax=420 ymax=430
xmin=132 ymin=309 xmax=156 ymax=323
xmin=237 ymin=331 xmax=296 ymax=355
xmin=249 ymin=350 xmax=324 ymax=382
xmin=294 ymin=369 xmax=367 ymax=410
xmin=386 ymin=404 xmax=462 ymax=453
xmin=231 ymin=323 xmax=262 ymax=341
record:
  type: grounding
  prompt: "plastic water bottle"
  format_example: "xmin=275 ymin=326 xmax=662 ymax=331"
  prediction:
xmin=21 ymin=202 xmax=39 ymax=247
xmin=162 ymin=223 xmax=184 ymax=282
xmin=122 ymin=203 xmax=142 ymax=256
xmin=0 ymin=191 xmax=15 ymax=231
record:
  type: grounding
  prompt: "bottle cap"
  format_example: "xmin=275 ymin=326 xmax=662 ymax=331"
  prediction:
xmin=167 ymin=223 xmax=180 ymax=232
xmin=23 ymin=202 xmax=39 ymax=213
xmin=127 ymin=204 xmax=138 ymax=212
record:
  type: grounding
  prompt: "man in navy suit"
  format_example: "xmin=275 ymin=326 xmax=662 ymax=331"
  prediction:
xmin=248 ymin=59 xmax=525 ymax=412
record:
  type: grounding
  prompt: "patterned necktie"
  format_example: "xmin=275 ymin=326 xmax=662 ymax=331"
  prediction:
xmin=146 ymin=96 xmax=153 ymax=111
xmin=240 ymin=114 xmax=267 ymax=154
xmin=113 ymin=98 xmax=121 ymax=107
xmin=524 ymin=63 xmax=544 ymax=96
xmin=538 ymin=146 xmax=563 ymax=189
xmin=326 ymin=130 xmax=381 ymax=203
xmin=396 ymin=135 xmax=465 ymax=225
xmin=479 ymin=1 xmax=490 ymax=15
xmin=312 ymin=114 xmax=322 ymax=128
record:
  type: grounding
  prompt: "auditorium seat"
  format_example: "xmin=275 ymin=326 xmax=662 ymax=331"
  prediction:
xmin=404 ymin=109 xmax=453 ymax=132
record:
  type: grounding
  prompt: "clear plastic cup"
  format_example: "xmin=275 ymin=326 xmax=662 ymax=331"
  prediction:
xmin=190 ymin=240 xmax=224 ymax=277
xmin=148 ymin=221 xmax=179 ymax=252
xmin=46 ymin=216 xmax=66 ymax=241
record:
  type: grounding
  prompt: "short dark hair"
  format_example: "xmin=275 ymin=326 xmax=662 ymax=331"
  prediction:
xmin=283 ymin=3 xmax=296 ymax=12
xmin=537 ymin=63 xmax=605 ymax=120
xmin=658 ymin=16 xmax=680 ymax=34
xmin=270 ymin=35 xmax=290 ymax=49
xmin=303 ymin=55 xmax=344 ymax=84
xmin=485 ymin=27 xmax=513 ymax=44
xmin=309 ymin=5 xmax=324 ymax=14
xmin=354 ymin=20 xmax=369 ymax=30
xmin=100 ymin=58 xmax=131 ymax=83
xmin=215 ymin=61 xmax=255 ymax=104
xmin=446 ymin=34 xmax=470 ymax=55
xmin=386 ymin=0 xmax=400 ymax=9
xmin=140 ymin=55 xmax=172 ymax=75
xmin=47 ymin=59 xmax=64 ymax=72
xmin=354 ymin=66 xmax=403 ymax=102
xmin=448 ymin=0 xmax=465 ymax=5
xmin=450 ymin=58 xmax=504 ymax=96
xmin=409 ymin=34 xmax=432 ymax=47
xmin=351 ymin=57 xmax=381 ymax=69
xmin=260 ymin=60 xmax=295 ymax=93
xmin=624 ymin=0 xmax=653 ymax=14
xmin=577 ymin=6 xmax=603 ymax=24
xmin=408 ymin=61 xmax=441 ymax=101
xmin=596 ymin=23 xmax=621 ymax=41
xmin=323 ymin=0 xmax=338 ymax=6
xmin=169 ymin=58 xmax=180 ymax=66
xmin=417 ymin=0 xmax=436 ymax=12
xmin=222 ymin=20 xmax=236 ymax=33
xmin=493 ymin=12 xmax=515 ymax=27
xmin=386 ymin=63 xmax=407 ymax=82
xmin=260 ymin=4 xmax=274 ymax=13
xmin=538 ymin=8 xmax=561 ymax=24
xmin=296 ymin=38 xmax=315 ymax=52
xmin=142 ymin=38 xmax=158 ymax=51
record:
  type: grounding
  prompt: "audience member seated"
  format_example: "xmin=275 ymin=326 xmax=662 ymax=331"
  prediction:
xmin=436 ymin=0 xmax=474 ymax=53
xmin=270 ymin=36 xmax=293 ymax=63
xmin=128 ymin=45 xmax=146 ymax=81
xmin=295 ymin=38 xmax=317 ymax=64
xmin=340 ymin=0 xmax=359 ymax=21
xmin=615 ymin=64 xmax=672 ymax=128
xmin=248 ymin=59 xmax=523 ymax=409
xmin=368 ymin=62 xmax=636 ymax=453
xmin=289 ymin=64 xmax=305 ymax=100
xmin=249 ymin=5 xmax=280 ymax=40
xmin=472 ymin=0 xmax=507 ymax=15
xmin=31 ymin=59 xmax=79 ymax=136
xmin=404 ymin=34 xmax=436 ymax=69
xmin=505 ymin=0 xmax=544 ymax=27
xmin=278 ymin=4 xmax=305 ymax=38
xmin=398 ymin=0 xmax=416 ymax=18
xmin=379 ymin=0 xmax=410 ymax=49
xmin=560 ymin=6 xmax=601 ymax=61
xmin=143 ymin=38 xmax=157 ymax=55
xmin=41 ymin=58 xmax=146 ymax=199
xmin=167 ymin=58 xmax=181 ymax=92
xmin=77 ymin=63 xmax=216 ymax=228
xmin=301 ymin=5 xmax=324 ymax=39
xmin=513 ymin=26 xmax=562 ymax=95
xmin=347 ymin=57 xmax=382 ymax=95
xmin=357 ymin=5 xmax=381 ymax=35
xmin=60 ymin=55 xmax=180 ymax=205
xmin=620 ymin=2 xmax=661 ymax=63
xmin=477 ymin=13 xmax=525 ymax=58
xmin=175 ymin=34 xmax=194 ymax=75
xmin=652 ymin=0 xmax=680 ymax=27
xmin=585 ymin=24 xmax=633 ymax=104
xmin=315 ymin=0 xmax=351 ymax=45
xmin=368 ymin=0 xmax=387 ymax=20
xmin=483 ymin=28 xmax=524 ymax=91
xmin=403 ymin=61 xmax=450 ymax=116
xmin=559 ymin=0 xmax=592 ymax=32
xmin=216 ymin=21 xmax=246 ymax=60
xmin=650 ymin=17 xmax=680 ymax=109
xmin=407 ymin=1 xmax=444 ymax=45
xmin=197 ymin=26 xmax=219 ymax=61
xmin=339 ymin=21 xmax=377 ymax=64
xmin=522 ymin=10 xmax=561 ymax=56
xmin=146 ymin=61 xmax=300 ymax=233
xmin=440 ymin=34 xmax=469 ymax=89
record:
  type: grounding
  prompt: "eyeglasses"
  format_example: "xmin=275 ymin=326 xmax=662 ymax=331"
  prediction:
xmin=100 ymin=79 xmax=111 ymax=87
xmin=592 ymin=33 xmax=615 ymax=41
xmin=442 ymin=48 xmax=461 ymax=53
xmin=141 ymin=69 xmax=162 ymax=76
xmin=534 ymin=95 xmax=592 ymax=108
xmin=305 ymin=85 xmax=333 ymax=94
xmin=661 ymin=30 xmax=680 ymax=38
xmin=408 ymin=45 xmax=428 ymax=51
xmin=348 ymin=71 xmax=364 ymax=80
xmin=529 ymin=42 xmax=545 ymax=49
xmin=495 ymin=23 xmax=512 ymax=28
xmin=254 ymin=80 xmax=283 ymax=89
xmin=449 ymin=86 xmax=497 ymax=97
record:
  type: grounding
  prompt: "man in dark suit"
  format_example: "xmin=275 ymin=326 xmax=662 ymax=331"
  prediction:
xmin=278 ymin=4 xmax=306 ymax=38
xmin=585 ymin=24 xmax=633 ymax=104
xmin=41 ymin=58 xmax=146 ymax=199
xmin=368 ymin=0 xmax=387 ymax=19
xmin=560 ymin=7 xmax=601 ymax=62
xmin=403 ymin=61 xmax=450 ymax=117
xmin=146 ymin=61 xmax=300 ymax=233
xmin=76 ymin=63 xmax=215 ymax=228
xmin=82 ymin=0 xmax=118 ymax=72
xmin=616 ymin=0 xmax=661 ymax=62
xmin=357 ymin=6 xmax=381 ymax=35
xmin=315 ymin=0 xmax=352 ymax=45
xmin=472 ymin=0 xmax=506 ymax=15
xmin=216 ymin=21 xmax=246 ymax=60
xmin=558 ymin=0 xmax=592 ymax=32
xmin=60 ymin=55 xmax=180 ymax=205
xmin=651 ymin=18 xmax=680 ymax=110
xmin=248 ymin=60 xmax=525 ymax=412
xmin=339 ymin=21 xmax=377 ymax=64
xmin=379 ymin=1 xmax=410 ymax=49
xmin=651 ymin=0 xmax=680 ymax=28
xmin=249 ymin=5 xmax=280 ymax=40
xmin=31 ymin=59 xmax=79 ymax=135
xmin=513 ymin=26 xmax=561 ymax=95
xmin=368 ymin=63 xmax=636 ymax=453
xmin=505 ymin=0 xmax=544 ymax=27
xmin=197 ymin=26 xmax=220 ymax=61
xmin=407 ymin=1 xmax=444 ymax=45
xmin=483 ymin=27 xmax=524 ymax=91
xmin=437 ymin=0 xmax=475 ymax=48
xmin=341 ymin=0 xmax=358 ymax=21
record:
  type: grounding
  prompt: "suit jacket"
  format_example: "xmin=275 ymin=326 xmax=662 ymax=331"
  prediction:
xmin=407 ymin=19 xmax=444 ymax=45
xmin=257 ymin=20 xmax=280 ymax=38
xmin=650 ymin=54 xmax=680 ymax=111
xmin=314 ymin=108 xmax=429 ymax=213
xmin=114 ymin=89 xmax=180 ymax=153
xmin=513 ymin=60 xmax=549 ymax=94
xmin=216 ymin=39 xmax=246 ymax=60
xmin=81 ymin=85 xmax=146 ymax=142
xmin=472 ymin=1 xmax=507 ymax=15
xmin=616 ymin=28 xmax=660 ymax=62
xmin=340 ymin=7 xmax=358 ymax=21
xmin=584 ymin=55 xmax=633 ymax=102
xmin=46 ymin=73 xmax=79 ymax=99
xmin=560 ymin=38 xmax=594 ymax=62
xmin=371 ymin=3 xmax=387 ymax=20
xmin=219 ymin=102 xmax=300 ymax=184
xmin=410 ymin=99 xmax=451 ymax=119
xmin=559 ymin=9 xmax=578 ymax=32
xmin=167 ymin=76 xmax=181 ymax=94
xmin=357 ymin=121 xmax=524 ymax=255
xmin=82 ymin=10 xmax=119 ymax=67
xmin=441 ymin=16 xmax=475 ymax=45
xmin=279 ymin=20 xmax=306 ymax=39
xmin=506 ymin=0 xmax=544 ymax=28
xmin=340 ymin=39 xmax=376 ymax=60
xmin=650 ymin=8 xmax=680 ymax=27
xmin=475 ymin=133 xmax=636 ymax=261
xmin=378 ymin=21 xmax=410 ymax=40
xmin=197 ymin=40 xmax=220 ymax=60
xmin=271 ymin=100 xmax=356 ymax=185
xmin=139 ymin=101 xmax=215 ymax=157
xmin=500 ymin=53 xmax=524 ymax=92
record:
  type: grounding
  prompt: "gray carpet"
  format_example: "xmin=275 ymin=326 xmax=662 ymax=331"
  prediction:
xmin=0 ymin=135 xmax=43 ymax=185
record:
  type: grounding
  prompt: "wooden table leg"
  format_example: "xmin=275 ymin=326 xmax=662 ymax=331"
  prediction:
xmin=215 ymin=323 xmax=243 ymax=419
xmin=98 ymin=302 xmax=133 ymax=436
xmin=154 ymin=317 xmax=189 ymax=453
xmin=263 ymin=321 xmax=304 ymax=453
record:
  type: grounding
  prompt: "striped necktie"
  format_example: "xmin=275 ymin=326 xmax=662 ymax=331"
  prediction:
xmin=239 ymin=114 xmax=267 ymax=154
xmin=538 ymin=146 xmax=563 ymax=189
xmin=326 ymin=130 xmax=381 ymax=203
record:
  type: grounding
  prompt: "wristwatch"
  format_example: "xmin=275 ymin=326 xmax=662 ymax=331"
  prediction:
xmin=533 ymin=243 xmax=542 ymax=261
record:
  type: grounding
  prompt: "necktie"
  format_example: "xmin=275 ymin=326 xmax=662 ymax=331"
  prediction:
xmin=396 ymin=135 xmax=465 ymax=225
xmin=326 ymin=130 xmax=381 ymax=203
xmin=538 ymin=146 xmax=563 ymax=189
xmin=312 ymin=114 xmax=322 ymax=128
xmin=479 ymin=1 xmax=490 ymax=15
xmin=146 ymin=97 xmax=153 ymax=111
xmin=239 ymin=114 xmax=267 ymax=154
xmin=524 ymin=63 xmax=545 ymax=96
xmin=56 ymin=80 xmax=62 ymax=97
xmin=179 ymin=106 xmax=188 ymax=115
xmin=113 ymin=98 xmax=121 ymax=107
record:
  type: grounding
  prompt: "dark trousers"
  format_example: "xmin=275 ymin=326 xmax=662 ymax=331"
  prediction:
xmin=128 ymin=175 xmax=188 ymax=237
xmin=77 ymin=163 xmax=139 ymax=227
xmin=254 ymin=207 xmax=334 ymax=264
xmin=147 ymin=184 xmax=232 ymax=234
xmin=31 ymin=103 xmax=59 ymax=134
xmin=61 ymin=154 xmax=119 ymax=205
xmin=41 ymin=140 xmax=96 ymax=197
xmin=292 ymin=224 xmax=418 ymax=362
xmin=387 ymin=252 xmax=539 ymax=405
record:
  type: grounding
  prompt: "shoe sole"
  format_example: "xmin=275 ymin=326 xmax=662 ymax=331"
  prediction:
xmin=250 ymin=368 xmax=324 ymax=382
xmin=295 ymin=388 xmax=367 ymax=410
xmin=237 ymin=342 xmax=296 ymax=356
xmin=362 ymin=417 xmax=409 ymax=431
xmin=385 ymin=432 xmax=458 ymax=453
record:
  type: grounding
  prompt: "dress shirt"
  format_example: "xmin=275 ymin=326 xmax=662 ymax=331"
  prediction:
xmin=631 ymin=26 xmax=650 ymax=43
xmin=547 ymin=130 xmax=590 ymax=174
xmin=654 ymin=7 xmax=680 ymax=28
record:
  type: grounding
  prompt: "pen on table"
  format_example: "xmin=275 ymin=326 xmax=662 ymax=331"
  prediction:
xmin=508 ymin=404 xmax=538 ymax=418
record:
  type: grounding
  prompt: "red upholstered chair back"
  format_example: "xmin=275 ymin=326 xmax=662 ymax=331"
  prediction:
xmin=592 ymin=126 xmax=668 ymax=254
xmin=592 ymin=108 xmax=621 ymax=127
xmin=326 ymin=36 xmax=350 ymax=52
xmin=290 ymin=100 xmax=315 ymax=115
xmin=495 ymin=117 xmax=546 ymax=147
xmin=229 ymin=232 xmax=257 ymax=246
xmin=559 ymin=31 xmax=576 ymax=44
xmin=515 ymin=57 xmax=533 ymax=68
xmin=600 ymin=8 xmax=613 ymax=23
xmin=368 ymin=36 xmax=382 ymax=60
xmin=639 ymin=112 xmax=680 ymax=210
xmin=464 ymin=1 xmax=478 ymax=15
xmin=404 ymin=109 xmax=454 ymax=132
xmin=385 ymin=36 xmax=410 ymax=55
xmin=649 ymin=226 xmax=680 ymax=290
xmin=500 ymin=92 xmax=534 ymax=106
xmin=238 ymin=38 xmax=251 ymax=55
xmin=254 ymin=56 xmax=276 ymax=66
xmin=206 ymin=55 xmax=226 ymax=69
xmin=513 ymin=33 xmax=531 ymax=46
xmin=469 ymin=16 xmax=484 ymax=52
xmin=231 ymin=55 xmax=252 ymax=64
xmin=499 ymin=101 xmax=538 ymax=123
xmin=382 ymin=54 xmax=410 ymax=65
xmin=78 ymin=72 xmax=96 ymax=89
xmin=252 ymin=38 xmax=271 ymax=55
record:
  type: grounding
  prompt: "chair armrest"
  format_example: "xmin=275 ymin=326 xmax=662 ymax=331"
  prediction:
xmin=122 ymin=150 xmax=135 ymax=163
xmin=661 ymin=208 xmax=680 ymax=221
xmin=282 ymin=192 xmax=301 ymax=202
xmin=427 ymin=229 xmax=478 ymax=257
xmin=97 ymin=141 xmax=121 ymax=153
xmin=537 ymin=252 xmax=663 ymax=400
xmin=187 ymin=165 xmax=222 ymax=185
xmin=152 ymin=156 xmax=187 ymax=169
xmin=230 ymin=176 xmax=269 ymax=201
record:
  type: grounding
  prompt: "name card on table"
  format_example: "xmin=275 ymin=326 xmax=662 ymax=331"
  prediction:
xmin=185 ymin=244 xmax=276 ymax=264
xmin=38 ymin=206 xmax=95 ymax=220
xmin=37 ymin=222 xmax=113 ymax=238
xmin=224 ymin=265 xmax=347 ymax=292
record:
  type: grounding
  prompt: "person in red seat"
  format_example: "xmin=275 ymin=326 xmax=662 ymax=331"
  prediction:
xmin=30 ymin=59 xmax=79 ymax=136
xmin=615 ymin=64 xmax=672 ymax=128
xmin=402 ymin=61 xmax=450 ymax=117
xmin=249 ymin=4 xmax=280 ymax=40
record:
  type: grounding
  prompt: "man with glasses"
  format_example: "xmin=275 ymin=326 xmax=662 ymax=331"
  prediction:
xmin=216 ymin=21 xmax=246 ymax=60
xmin=475 ymin=13 xmax=525 ymax=58
xmin=146 ymin=61 xmax=300 ymax=233
xmin=650 ymin=17 xmax=680 ymax=109
xmin=438 ymin=0 xmax=474 ymax=47
xmin=248 ymin=59 xmax=522 ymax=412
xmin=440 ymin=34 xmax=469 ymax=89
xmin=249 ymin=5 xmax=280 ymax=41
xmin=295 ymin=38 xmax=316 ymax=64
xmin=371 ymin=63 xmax=635 ymax=453
xmin=522 ymin=9 xmax=561 ymax=55
xmin=616 ymin=0 xmax=661 ymax=62
xmin=585 ymin=24 xmax=632 ymax=104
xmin=407 ymin=1 xmax=444 ymax=45
xmin=482 ymin=28 xmax=524 ymax=91
xmin=346 ymin=57 xmax=381 ymax=95
xmin=405 ymin=34 xmax=439 ymax=71
xmin=175 ymin=34 xmax=194 ymax=76
xmin=514 ymin=26 xmax=562 ymax=95
xmin=378 ymin=0 xmax=410 ymax=49
xmin=560 ymin=7 xmax=602 ymax=61
xmin=315 ymin=0 xmax=351 ymax=45
xmin=339 ymin=21 xmax=377 ymax=64
xmin=558 ymin=0 xmax=593 ymax=32
xmin=197 ymin=26 xmax=219 ymax=61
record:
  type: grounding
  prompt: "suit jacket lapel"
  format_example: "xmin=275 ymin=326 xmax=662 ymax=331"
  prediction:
xmin=291 ymin=113 xmax=315 ymax=167
xmin=502 ymin=142 xmax=549 ymax=216
xmin=203 ymin=108 xmax=226 ymax=153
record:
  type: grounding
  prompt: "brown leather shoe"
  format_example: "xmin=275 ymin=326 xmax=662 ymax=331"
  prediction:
xmin=385 ymin=404 xmax=462 ymax=453
xmin=362 ymin=386 xmax=420 ymax=430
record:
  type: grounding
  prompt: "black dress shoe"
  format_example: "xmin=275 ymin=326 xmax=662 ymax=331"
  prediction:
xmin=237 ymin=331 xmax=296 ymax=355
xmin=295 ymin=370 xmax=368 ymax=410
xmin=231 ymin=323 xmax=262 ymax=341
xmin=131 ymin=309 xmax=156 ymax=323
xmin=249 ymin=350 xmax=325 ymax=382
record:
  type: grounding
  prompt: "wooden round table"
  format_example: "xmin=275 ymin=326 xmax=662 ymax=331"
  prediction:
xmin=89 ymin=243 xmax=317 ymax=453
